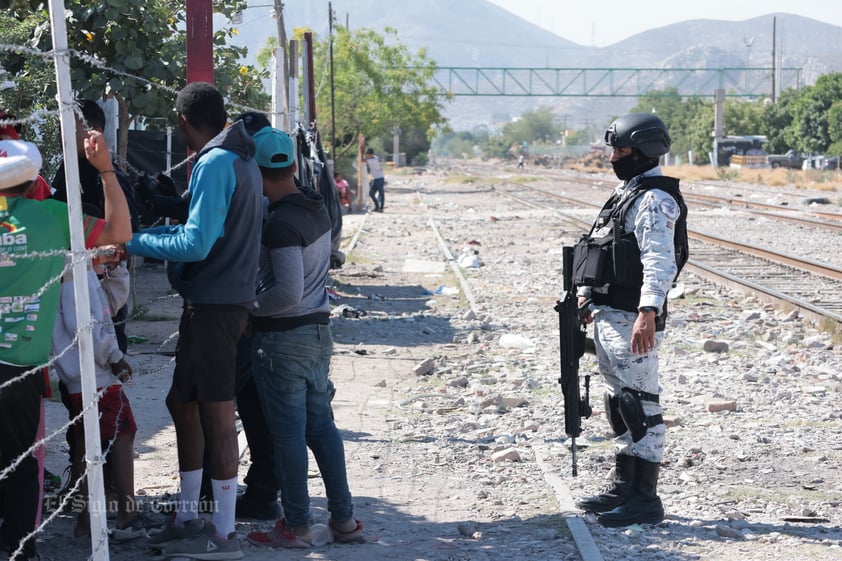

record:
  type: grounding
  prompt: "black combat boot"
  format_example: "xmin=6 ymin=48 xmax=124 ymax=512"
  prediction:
xmin=597 ymin=458 xmax=664 ymax=527
xmin=575 ymin=454 xmax=637 ymax=513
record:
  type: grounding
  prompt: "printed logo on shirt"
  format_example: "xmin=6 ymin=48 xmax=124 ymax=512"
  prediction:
xmin=0 ymin=231 xmax=26 ymax=246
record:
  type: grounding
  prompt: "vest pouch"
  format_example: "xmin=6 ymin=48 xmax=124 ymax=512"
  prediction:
xmin=573 ymin=235 xmax=614 ymax=286
xmin=611 ymin=232 xmax=643 ymax=287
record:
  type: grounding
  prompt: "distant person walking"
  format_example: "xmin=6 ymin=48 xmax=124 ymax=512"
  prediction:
xmin=363 ymin=148 xmax=385 ymax=212
xmin=517 ymin=154 xmax=525 ymax=169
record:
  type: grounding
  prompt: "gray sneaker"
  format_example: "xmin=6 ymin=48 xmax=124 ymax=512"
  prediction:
xmin=147 ymin=517 xmax=206 ymax=546
xmin=162 ymin=523 xmax=243 ymax=560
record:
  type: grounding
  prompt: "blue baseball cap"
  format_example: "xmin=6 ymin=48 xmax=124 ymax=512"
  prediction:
xmin=253 ymin=127 xmax=295 ymax=169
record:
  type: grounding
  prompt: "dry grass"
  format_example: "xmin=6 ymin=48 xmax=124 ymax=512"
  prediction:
xmin=663 ymin=164 xmax=842 ymax=191
xmin=566 ymin=159 xmax=842 ymax=191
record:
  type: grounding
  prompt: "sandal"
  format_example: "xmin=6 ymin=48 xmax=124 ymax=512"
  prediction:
xmin=247 ymin=519 xmax=311 ymax=549
xmin=329 ymin=518 xmax=365 ymax=543
xmin=109 ymin=510 xmax=159 ymax=543
xmin=109 ymin=526 xmax=146 ymax=543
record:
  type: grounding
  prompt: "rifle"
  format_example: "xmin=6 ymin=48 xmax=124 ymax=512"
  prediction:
xmin=554 ymin=246 xmax=593 ymax=476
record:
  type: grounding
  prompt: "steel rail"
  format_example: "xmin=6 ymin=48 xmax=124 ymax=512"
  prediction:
xmin=492 ymin=181 xmax=842 ymax=323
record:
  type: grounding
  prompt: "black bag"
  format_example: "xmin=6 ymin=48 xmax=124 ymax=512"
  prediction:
xmin=573 ymin=234 xmax=614 ymax=286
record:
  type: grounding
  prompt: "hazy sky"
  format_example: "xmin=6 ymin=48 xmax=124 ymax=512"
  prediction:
xmin=486 ymin=0 xmax=842 ymax=46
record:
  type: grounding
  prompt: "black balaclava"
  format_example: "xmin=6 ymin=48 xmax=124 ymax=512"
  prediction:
xmin=611 ymin=148 xmax=659 ymax=181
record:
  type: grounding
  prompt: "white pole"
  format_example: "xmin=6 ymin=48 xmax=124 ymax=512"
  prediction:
xmin=47 ymin=2 xmax=110 ymax=560
xmin=271 ymin=47 xmax=288 ymax=130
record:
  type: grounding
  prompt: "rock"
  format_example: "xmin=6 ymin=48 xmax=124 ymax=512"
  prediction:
xmin=498 ymin=333 xmax=535 ymax=349
xmin=706 ymin=400 xmax=738 ymax=413
xmin=414 ymin=358 xmax=435 ymax=376
xmin=715 ymin=524 xmax=745 ymax=539
xmin=491 ymin=448 xmax=521 ymax=462
xmin=703 ymin=339 xmax=730 ymax=353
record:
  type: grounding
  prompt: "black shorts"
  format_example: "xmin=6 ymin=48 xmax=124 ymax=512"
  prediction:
xmin=171 ymin=304 xmax=249 ymax=403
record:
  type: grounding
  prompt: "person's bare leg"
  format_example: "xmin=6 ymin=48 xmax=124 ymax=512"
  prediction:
xmin=111 ymin=433 xmax=137 ymax=529
xmin=166 ymin=392 xmax=204 ymax=470
xmin=166 ymin=391 xmax=204 ymax=524
xmin=200 ymin=400 xmax=239 ymax=538
xmin=71 ymin=425 xmax=89 ymax=538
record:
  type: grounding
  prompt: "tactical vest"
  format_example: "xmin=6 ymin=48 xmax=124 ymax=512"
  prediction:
xmin=572 ymin=176 xmax=688 ymax=322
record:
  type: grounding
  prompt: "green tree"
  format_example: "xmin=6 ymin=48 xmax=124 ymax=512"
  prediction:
xmin=500 ymin=106 xmax=559 ymax=149
xmin=430 ymin=130 xmax=478 ymax=159
xmin=787 ymin=72 xmax=842 ymax=153
xmin=760 ymin=88 xmax=799 ymax=153
xmin=0 ymin=10 xmax=63 ymax=175
xmin=826 ymin=100 xmax=842 ymax=156
xmin=631 ymin=88 xmax=705 ymax=162
xmin=311 ymin=25 xmax=446 ymax=166
xmin=1 ymin=1 xmax=270 ymax=168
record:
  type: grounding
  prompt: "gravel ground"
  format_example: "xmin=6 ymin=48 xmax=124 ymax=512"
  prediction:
xmin=31 ymin=160 xmax=842 ymax=561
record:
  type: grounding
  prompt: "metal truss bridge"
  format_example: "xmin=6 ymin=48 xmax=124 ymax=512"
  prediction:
xmin=429 ymin=67 xmax=802 ymax=98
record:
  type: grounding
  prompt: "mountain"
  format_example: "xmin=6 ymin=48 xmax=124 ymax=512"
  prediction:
xmin=229 ymin=1 xmax=842 ymax=130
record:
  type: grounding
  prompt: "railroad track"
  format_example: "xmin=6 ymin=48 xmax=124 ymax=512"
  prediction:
xmin=335 ymin=172 xmax=842 ymax=561
xmin=339 ymin=193 xmax=609 ymax=561
xmin=490 ymin=180 xmax=842 ymax=324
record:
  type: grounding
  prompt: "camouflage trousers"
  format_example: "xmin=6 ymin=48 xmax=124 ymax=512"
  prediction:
xmin=592 ymin=307 xmax=666 ymax=463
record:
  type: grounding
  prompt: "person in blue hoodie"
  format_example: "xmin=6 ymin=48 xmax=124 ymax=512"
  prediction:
xmin=245 ymin=127 xmax=365 ymax=549
xmin=125 ymin=82 xmax=262 ymax=560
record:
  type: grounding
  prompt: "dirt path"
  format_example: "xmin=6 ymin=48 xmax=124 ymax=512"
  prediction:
xmin=36 ymin=163 xmax=842 ymax=561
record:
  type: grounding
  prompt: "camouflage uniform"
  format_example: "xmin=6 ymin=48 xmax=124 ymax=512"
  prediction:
xmin=581 ymin=168 xmax=678 ymax=463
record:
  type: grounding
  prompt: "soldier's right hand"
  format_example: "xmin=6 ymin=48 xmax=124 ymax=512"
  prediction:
xmin=577 ymin=297 xmax=593 ymax=325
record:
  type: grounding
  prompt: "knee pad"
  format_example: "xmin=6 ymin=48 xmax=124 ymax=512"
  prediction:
xmin=618 ymin=388 xmax=663 ymax=443
xmin=603 ymin=392 xmax=628 ymax=437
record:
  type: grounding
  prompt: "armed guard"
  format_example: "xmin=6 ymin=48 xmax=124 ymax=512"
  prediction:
xmin=571 ymin=113 xmax=688 ymax=527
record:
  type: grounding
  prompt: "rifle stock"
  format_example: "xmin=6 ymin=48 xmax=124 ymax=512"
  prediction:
xmin=555 ymin=246 xmax=592 ymax=476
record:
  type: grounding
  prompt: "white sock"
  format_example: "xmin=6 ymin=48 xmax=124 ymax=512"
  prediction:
xmin=174 ymin=469 xmax=203 ymax=526
xmin=211 ymin=477 xmax=237 ymax=537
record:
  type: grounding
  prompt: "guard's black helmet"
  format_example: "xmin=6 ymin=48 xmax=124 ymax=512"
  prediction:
xmin=604 ymin=113 xmax=671 ymax=158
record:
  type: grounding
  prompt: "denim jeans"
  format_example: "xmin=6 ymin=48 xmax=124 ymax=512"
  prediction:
xmin=368 ymin=177 xmax=385 ymax=209
xmin=251 ymin=324 xmax=354 ymax=527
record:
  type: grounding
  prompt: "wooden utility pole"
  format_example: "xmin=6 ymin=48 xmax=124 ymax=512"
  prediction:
xmin=303 ymin=32 xmax=317 ymax=129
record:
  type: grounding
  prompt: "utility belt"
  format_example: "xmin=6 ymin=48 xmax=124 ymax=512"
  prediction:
xmin=590 ymin=289 xmax=667 ymax=332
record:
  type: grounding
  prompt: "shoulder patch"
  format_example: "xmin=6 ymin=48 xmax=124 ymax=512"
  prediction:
xmin=658 ymin=197 xmax=680 ymax=220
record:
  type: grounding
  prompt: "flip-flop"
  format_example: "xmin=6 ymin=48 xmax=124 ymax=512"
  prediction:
xmin=247 ymin=519 xmax=311 ymax=549
xmin=329 ymin=518 xmax=365 ymax=543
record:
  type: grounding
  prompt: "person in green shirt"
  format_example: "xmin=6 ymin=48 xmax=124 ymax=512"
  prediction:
xmin=0 ymin=133 xmax=130 ymax=560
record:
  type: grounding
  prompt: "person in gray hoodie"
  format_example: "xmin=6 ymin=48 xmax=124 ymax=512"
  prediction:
xmin=125 ymin=82 xmax=262 ymax=560
xmin=52 ymin=256 xmax=138 ymax=540
xmin=245 ymin=127 xmax=365 ymax=549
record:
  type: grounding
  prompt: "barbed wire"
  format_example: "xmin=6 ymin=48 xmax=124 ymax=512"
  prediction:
xmin=0 ymin=22 xmax=290 ymax=557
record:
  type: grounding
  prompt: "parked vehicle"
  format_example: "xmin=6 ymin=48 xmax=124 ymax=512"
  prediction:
xmin=767 ymin=150 xmax=806 ymax=169
xmin=821 ymin=155 xmax=841 ymax=171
